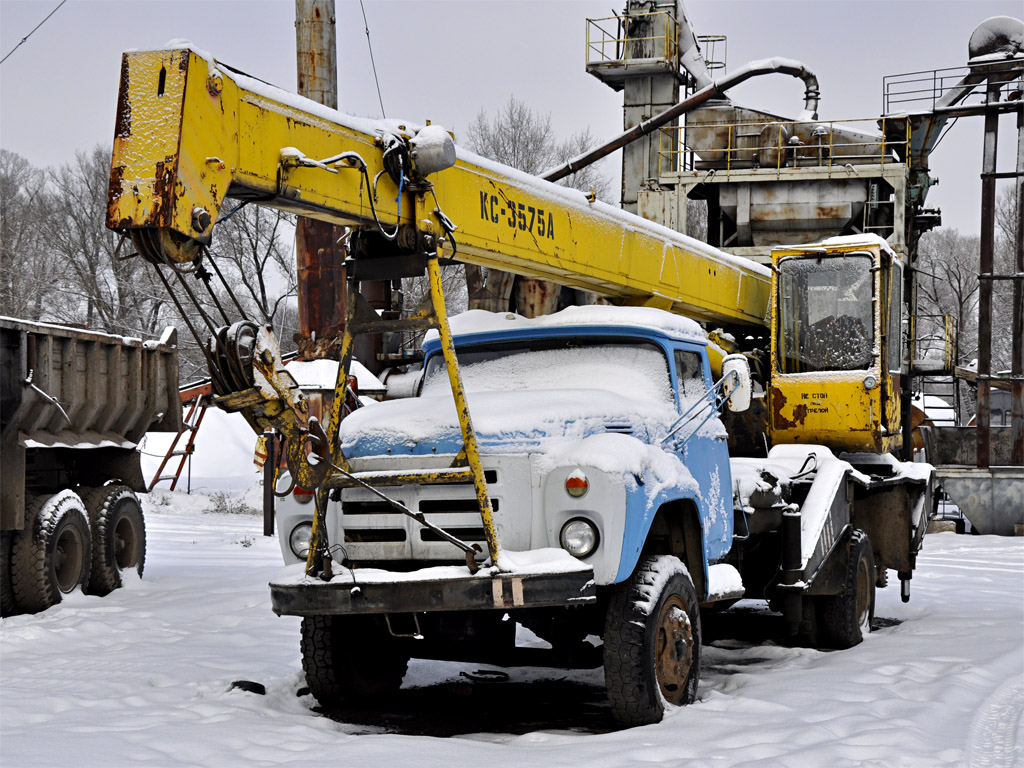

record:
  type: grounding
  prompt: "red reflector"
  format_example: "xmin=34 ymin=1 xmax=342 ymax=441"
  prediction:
xmin=565 ymin=472 xmax=589 ymax=498
xmin=294 ymin=487 xmax=315 ymax=497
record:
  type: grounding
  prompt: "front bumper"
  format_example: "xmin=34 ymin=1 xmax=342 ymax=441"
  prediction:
xmin=270 ymin=561 xmax=597 ymax=616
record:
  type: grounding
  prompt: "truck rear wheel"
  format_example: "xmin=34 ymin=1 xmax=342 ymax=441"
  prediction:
xmin=11 ymin=492 xmax=91 ymax=614
xmin=1 ymin=531 xmax=17 ymax=617
xmin=604 ymin=555 xmax=701 ymax=727
xmin=81 ymin=486 xmax=146 ymax=596
xmin=818 ymin=529 xmax=875 ymax=649
xmin=300 ymin=614 xmax=409 ymax=709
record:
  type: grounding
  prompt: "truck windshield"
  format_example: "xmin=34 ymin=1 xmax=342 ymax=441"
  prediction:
xmin=777 ymin=254 xmax=874 ymax=373
xmin=422 ymin=336 xmax=673 ymax=405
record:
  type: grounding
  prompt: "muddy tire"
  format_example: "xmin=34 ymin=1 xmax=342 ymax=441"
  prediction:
xmin=604 ymin=555 xmax=701 ymax=727
xmin=819 ymin=529 xmax=875 ymax=649
xmin=1 ymin=530 xmax=17 ymax=617
xmin=300 ymin=614 xmax=409 ymax=709
xmin=11 ymin=492 xmax=91 ymax=614
xmin=81 ymin=486 xmax=146 ymax=596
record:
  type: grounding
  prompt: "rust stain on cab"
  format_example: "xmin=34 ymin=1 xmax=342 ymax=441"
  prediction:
xmin=771 ymin=386 xmax=807 ymax=430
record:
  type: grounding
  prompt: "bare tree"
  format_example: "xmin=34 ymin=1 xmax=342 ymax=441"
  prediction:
xmin=916 ymin=228 xmax=980 ymax=366
xmin=44 ymin=146 xmax=169 ymax=336
xmin=0 ymin=150 xmax=61 ymax=320
xmin=209 ymin=204 xmax=297 ymax=327
xmin=992 ymin=185 xmax=1019 ymax=372
xmin=464 ymin=96 xmax=612 ymax=201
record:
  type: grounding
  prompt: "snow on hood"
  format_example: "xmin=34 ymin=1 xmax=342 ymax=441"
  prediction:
xmin=538 ymin=432 xmax=700 ymax=506
xmin=340 ymin=389 xmax=676 ymax=457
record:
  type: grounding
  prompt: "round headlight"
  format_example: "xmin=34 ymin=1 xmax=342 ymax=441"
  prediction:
xmin=560 ymin=518 xmax=598 ymax=558
xmin=565 ymin=470 xmax=589 ymax=498
xmin=863 ymin=375 xmax=878 ymax=391
xmin=289 ymin=522 xmax=313 ymax=559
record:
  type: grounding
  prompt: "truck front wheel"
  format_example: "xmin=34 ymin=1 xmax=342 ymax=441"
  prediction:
xmin=11 ymin=492 xmax=91 ymax=613
xmin=604 ymin=555 xmax=701 ymax=726
xmin=81 ymin=486 xmax=146 ymax=596
xmin=300 ymin=614 xmax=409 ymax=709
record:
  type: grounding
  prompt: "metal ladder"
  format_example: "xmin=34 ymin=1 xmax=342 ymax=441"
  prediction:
xmin=304 ymin=251 xmax=501 ymax=576
xmin=148 ymin=384 xmax=213 ymax=492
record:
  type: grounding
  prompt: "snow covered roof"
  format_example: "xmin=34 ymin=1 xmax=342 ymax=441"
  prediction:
xmin=773 ymin=233 xmax=900 ymax=262
xmin=424 ymin=306 xmax=709 ymax=346
xmin=284 ymin=358 xmax=386 ymax=393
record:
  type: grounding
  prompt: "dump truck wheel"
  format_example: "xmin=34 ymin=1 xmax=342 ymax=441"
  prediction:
xmin=604 ymin=555 xmax=701 ymax=727
xmin=1 ymin=530 xmax=17 ymax=617
xmin=819 ymin=529 xmax=875 ymax=649
xmin=300 ymin=614 xmax=409 ymax=709
xmin=11 ymin=492 xmax=91 ymax=614
xmin=81 ymin=486 xmax=146 ymax=596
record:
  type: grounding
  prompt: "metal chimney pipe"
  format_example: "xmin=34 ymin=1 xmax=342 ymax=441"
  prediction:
xmin=543 ymin=57 xmax=820 ymax=183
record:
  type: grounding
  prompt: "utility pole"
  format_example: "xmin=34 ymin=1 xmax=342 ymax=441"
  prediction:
xmin=294 ymin=0 xmax=345 ymax=361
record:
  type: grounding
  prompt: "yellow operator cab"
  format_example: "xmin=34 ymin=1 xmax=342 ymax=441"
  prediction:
xmin=770 ymin=234 xmax=905 ymax=454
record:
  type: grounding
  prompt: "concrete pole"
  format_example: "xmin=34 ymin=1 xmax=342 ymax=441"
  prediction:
xmin=294 ymin=0 xmax=346 ymax=361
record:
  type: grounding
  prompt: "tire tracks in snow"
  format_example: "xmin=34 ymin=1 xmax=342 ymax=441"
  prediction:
xmin=964 ymin=673 xmax=1024 ymax=768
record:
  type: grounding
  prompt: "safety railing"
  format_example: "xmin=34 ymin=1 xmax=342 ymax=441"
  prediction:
xmin=656 ymin=116 xmax=912 ymax=176
xmin=586 ymin=12 xmax=678 ymax=68
xmin=882 ymin=62 xmax=1023 ymax=115
xmin=696 ymin=34 xmax=727 ymax=73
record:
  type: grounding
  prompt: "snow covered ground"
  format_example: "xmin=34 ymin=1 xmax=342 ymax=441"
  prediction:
xmin=2 ymin=490 xmax=1022 ymax=768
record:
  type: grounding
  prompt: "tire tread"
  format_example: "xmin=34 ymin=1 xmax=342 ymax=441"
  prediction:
xmin=81 ymin=486 xmax=146 ymax=596
xmin=11 ymin=492 xmax=91 ymax=614
xmin=604 ymin=555 xmax=701 ymax=727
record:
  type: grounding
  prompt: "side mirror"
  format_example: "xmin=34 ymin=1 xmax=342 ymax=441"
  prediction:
xmin=721 ymin=354 xmax=752 ymax=413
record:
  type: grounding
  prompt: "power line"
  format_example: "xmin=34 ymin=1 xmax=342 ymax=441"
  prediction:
xmin=358 ymin=0 xmax=386 ymax=118
xmin=0 ymin=0 xmax=69 ymax=66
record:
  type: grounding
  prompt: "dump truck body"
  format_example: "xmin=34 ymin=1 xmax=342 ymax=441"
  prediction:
xmin=0 ymin=317 xmax=179 ymax=615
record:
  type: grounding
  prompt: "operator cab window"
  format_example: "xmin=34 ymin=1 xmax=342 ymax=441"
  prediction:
xmin=777 ymin=253 xmax=875 ymax=374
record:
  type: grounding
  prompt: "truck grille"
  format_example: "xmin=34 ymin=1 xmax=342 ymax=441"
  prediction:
xmin=335 ymin=458 xmax=528 ymax=564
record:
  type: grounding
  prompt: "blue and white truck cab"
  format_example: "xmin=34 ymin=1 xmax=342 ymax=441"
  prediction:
xmin=269 ymin=303 xmax=927 ymax=726
xmin=271 ymin=305 xmax=751 ymax=724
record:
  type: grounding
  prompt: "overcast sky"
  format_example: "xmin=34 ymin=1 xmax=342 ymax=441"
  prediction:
xmin=1 ymin=0 xmax=1020 ymax=235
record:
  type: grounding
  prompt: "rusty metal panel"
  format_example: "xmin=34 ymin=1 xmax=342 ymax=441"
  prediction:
xmin=0 ymin=318 xmax=180 ymax=448
xmin=513 ymin=278 xmax=561 ymax=318
xmin=929 ymin=426 xmax=1019 ymax=466
xmin=851 ymin=479 xmax=929 ymax=575
xmin=936 ymin=467 xmax=1024 ymax=535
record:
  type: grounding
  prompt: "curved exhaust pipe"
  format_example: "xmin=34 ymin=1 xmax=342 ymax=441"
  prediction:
xmin=543 ymin=57 xmax=820 ymax=183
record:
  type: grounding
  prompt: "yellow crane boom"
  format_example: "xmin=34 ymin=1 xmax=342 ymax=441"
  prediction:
xmin=106 ymin=47 xmax=770 ymax=329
